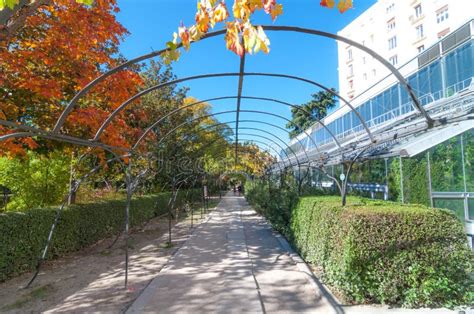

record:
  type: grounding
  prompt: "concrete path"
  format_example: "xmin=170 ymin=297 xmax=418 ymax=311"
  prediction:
xmin=127 ymin=194 xmax=455 ymax=314
xmin=127 ymin=193 xmax=340 ymax=313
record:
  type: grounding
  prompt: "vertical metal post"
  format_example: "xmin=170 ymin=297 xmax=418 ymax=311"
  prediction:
xmin=397 ymin=84 xmax=402 ymax=115
xmin=219 ymin=172 xmax=222 ymax=199
xmin=201 ymin=176 xmax=204 ymax=219
xmin=384 ymin=158 xmax=389 ymax=200
xmin=460 ymin=134 xmax=468 ymax=221
xmin=124 ymin=158 xmax=133 ymax=289
xmin=426 ymin=151 xmax=434 ymax=207
xmin=399 ymin=156 xmax=404 ymax=204
xmin=440 ymin=54 xmax=447 ymax=98
xmin=460 ymin=134 xmax=468 ymax=193
xmin=68 ymin=150 xmax=76 ymax=205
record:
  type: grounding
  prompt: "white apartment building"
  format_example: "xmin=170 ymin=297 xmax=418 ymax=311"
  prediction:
xmin=337 ymin=0 xmax=474 ymax=102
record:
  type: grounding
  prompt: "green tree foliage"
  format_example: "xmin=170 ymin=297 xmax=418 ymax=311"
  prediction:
xmin=286 ymin=89 xmax=337 ymax=139
xmin=0 ymin=151 xmax=70 ymax=211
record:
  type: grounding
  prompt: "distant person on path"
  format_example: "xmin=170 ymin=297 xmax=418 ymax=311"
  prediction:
xmin=237 ymin=185 xmax=242 ymax=196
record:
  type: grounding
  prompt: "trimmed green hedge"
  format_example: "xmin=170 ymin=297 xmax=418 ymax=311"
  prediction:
xmin=245 ymin=180 xmax=474 ymax=308
xmin=0 ymin=190 xmax=201 ymax=282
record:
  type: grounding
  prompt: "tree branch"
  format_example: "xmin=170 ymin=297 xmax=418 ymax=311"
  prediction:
xmin=0 ymin=0 xmax=51 ymax=42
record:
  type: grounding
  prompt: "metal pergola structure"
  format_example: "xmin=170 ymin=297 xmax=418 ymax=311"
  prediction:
xmin=1 ymin=25 xmax=448 ymax=289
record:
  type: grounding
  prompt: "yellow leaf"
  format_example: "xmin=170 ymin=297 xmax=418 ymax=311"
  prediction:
xmin=337 ymin=0 xmax=352 ymax=13
xmin=270 ymin=3 xmax=283 ymax=21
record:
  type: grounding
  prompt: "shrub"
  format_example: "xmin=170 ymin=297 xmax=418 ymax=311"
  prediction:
xmin=245 ymin=181 xmax=474 ymax=308
xmin=0 ymin=190 xmax=201 ymax=282
xmin=0 ymin=151 xmax=71 ymax=211
xmin=245 ymin=178 xmax=299 ymax=235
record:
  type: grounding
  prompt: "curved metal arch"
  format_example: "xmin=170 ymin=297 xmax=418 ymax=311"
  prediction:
xmin=261 ymin=25 xmax=433 ymax=126
xmin=185 ymin=136 xmax=287 ymax=172
xmin=199 ymin=120 xmax=310 ymax=164
xmin=0 ymin=120 xmax=129 ymax=152
xmin=132 ymin=95 xmax=335 ymax=152
xmin=162 ymin=127 xmax=289 ymax=175
xmin=195 ymin=120 xmax=307 ymax=167
xmin=152 ymin=109 xmax=321 ymax=167
xmin=95 ymin=74 xmax=353 ymax=147
xmin=134 ymin=106 xmax=322 ymax=162
xmin=53 ymin=25 xmax=433 ymax=135
xmin=237 ymin=138 xmax=289 ymax=170
xmin=235 ymin=132 xmax=299 ymax=167
xmin=193 ymin=142 xmax=286 ymax=175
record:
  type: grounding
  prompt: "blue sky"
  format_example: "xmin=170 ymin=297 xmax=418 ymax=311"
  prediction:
xmin=115 ymin=0 xmax=376 ymax=153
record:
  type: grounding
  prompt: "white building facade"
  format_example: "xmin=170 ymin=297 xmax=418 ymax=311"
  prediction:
xmin=338 ymin=0 xmax=473 ymax=102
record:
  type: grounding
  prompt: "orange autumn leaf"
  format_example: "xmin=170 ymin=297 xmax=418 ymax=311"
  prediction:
xmin=320 ymin=0 xmax=335 ymax=9
xmin=169 ymin=0 xmax=353 ymax=61
xmin=0 ymin=0 xmax=144 ymax=157
xmin=337 ymin=0 xmax=353 ymax=13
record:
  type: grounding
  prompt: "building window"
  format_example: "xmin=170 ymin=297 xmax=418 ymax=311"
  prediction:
xmin=387 ymin=18 xmax=396 ymax=31
xmin=388 ymin=36 xmax=397 ymax=50
xmin=348 ymin=64 xmax=353 ymax=77
xmin=415 ymin=4 xmax=422 ymax=18
xmin=417 ymin=45 xmax=425 ymax=53
xmin=389 ymin=55 xmax=398 ymax=66
xmin=386 ymin=3 xmax=395 ymax=14
xmin=437 ymin=7 xmax=449 ymax=24
xmin=416 ymin=24 xmax=424 ymax=39
xmin=363 ymin=73 xmax=367 ymax=80
xmin=348 ymin=49 xmax=353 ymax=61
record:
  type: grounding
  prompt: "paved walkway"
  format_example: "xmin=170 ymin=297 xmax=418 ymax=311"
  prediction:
xmin=127 ymin=194 xmax=454 ymax=314
xmin=127 ymin=193 xmax=340 ymax=313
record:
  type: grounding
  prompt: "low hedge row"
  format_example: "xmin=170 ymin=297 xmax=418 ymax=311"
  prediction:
xmin=245 ymin=180 xmax=474 ymax=308
xmin=0 ymin=189 xmax=201 ymax=282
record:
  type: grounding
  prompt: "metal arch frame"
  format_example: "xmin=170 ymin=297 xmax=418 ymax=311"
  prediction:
xmin=132 ymin=95 xmax=334 ymax=152
xmin=235 ymin=45 xmax=246 ymax=165
xmin=181 ymin=137 xmax=286 ymax=173
xmin=96 ymin=74 xmax=352 ymax=148
xmin=190 ymin=142 xmax=285 ymax=175
xmin=52 ymin=25 xmax=433 ymax=135
xmin=161 ymin=129 xmax=287 ymax=175
xmin=233 ymin=132 xmax=299 ymax=167
xmin=138 ymin=108 xmax=321 ymax=166
xmin=0 ymin=23 xmax=438 ymax=290
xmin=235 ymin=138 xmax=288 ymax=171
xmin=238 ymin=133 xmax=312 ymax=187
xmin=0 ymin=119 xmax=129 ymax=153
xmin=195 ymin=120 xmax=309 ymax=167
xmin=152 ymin=109 xmax=318 ymax=166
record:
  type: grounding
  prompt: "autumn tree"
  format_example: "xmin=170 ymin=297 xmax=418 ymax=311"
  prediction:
xmin=0 ymin=0 xmax=143 ymax=156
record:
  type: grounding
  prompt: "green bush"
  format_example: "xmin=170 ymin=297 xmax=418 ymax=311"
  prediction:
xmin=0 ymin=190 xmax=201 ymax=282
xmin=245 ymin=181 xmax=473 ymax=308
xmin=245 ymin=177 xmax=299 ymax=235
xmin=0 ymin=151 xmax=71 ymax=211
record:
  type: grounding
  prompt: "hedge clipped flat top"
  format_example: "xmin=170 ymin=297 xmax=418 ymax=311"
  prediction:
xmin=291 ymin=195 xmax=472 ymax=307
xmin=245 ymin=179 xmax=473 ymax=308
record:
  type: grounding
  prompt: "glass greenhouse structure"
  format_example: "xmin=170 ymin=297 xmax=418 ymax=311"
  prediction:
xmin=285 ymin=20 xmax=474 ymax=247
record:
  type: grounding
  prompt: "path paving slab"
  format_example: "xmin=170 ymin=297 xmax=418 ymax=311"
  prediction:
xmin=127 ymin=193 xmax=457 ymax=314
xmin=127 ymin=193 xmax=338 ymax=313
